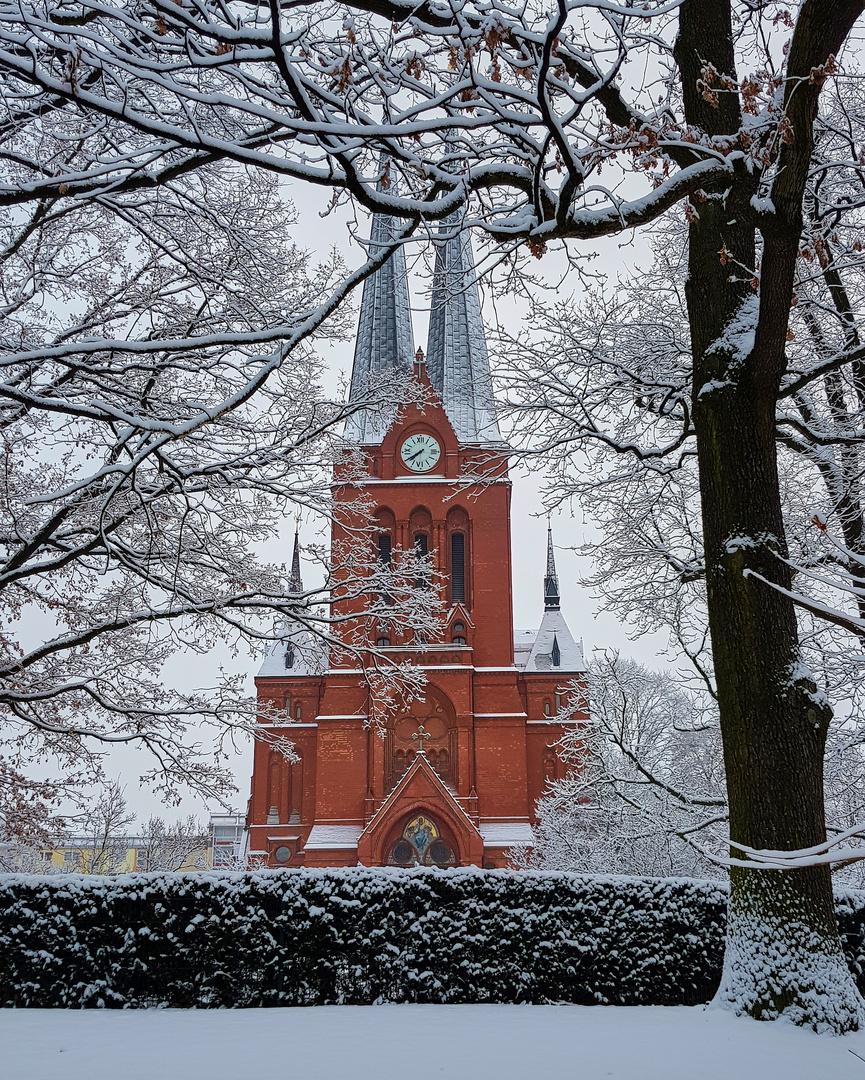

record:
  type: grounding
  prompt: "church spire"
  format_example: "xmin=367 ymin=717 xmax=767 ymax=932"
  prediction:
xmin=289 ymin=526 xmax=303 ymax=595
xmin=426 ymin=215 xmax=502 ymax=445
xmin=544 ymin=522 xmax=560 ymax=611
xmin=344 ymin=163 xmax=414 ymax=443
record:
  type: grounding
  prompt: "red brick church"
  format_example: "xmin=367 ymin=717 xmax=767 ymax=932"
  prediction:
xmin=246 ymin=211 xmax=587 ymax=868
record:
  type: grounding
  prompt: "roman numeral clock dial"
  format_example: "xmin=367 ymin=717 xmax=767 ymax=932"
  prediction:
xmin=400 ymin=433 xmax=441 ymax=473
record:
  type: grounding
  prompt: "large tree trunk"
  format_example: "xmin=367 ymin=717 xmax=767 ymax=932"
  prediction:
xmin=676 ymin=0 xmax=865 ymax=1031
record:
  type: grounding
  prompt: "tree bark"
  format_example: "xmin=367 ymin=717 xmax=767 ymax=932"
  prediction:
xmin=676 ymin=0 xmax=865 ymax=1031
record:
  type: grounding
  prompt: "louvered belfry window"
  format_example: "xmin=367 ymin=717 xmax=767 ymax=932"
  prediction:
xmin=378 ymin=533 xmax=393 ymax=606
xmin=414 ymin=533 xmax=429 ymax=591
xmin=450 ymin=532 xmax=466 ymax=605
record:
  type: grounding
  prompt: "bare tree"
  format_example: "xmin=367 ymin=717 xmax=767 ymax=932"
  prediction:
xmin=2 ymin=0 xmax=865 ymax=1028
xmin=136 ymin=815 xmax=208 ymax=872
xmin=528 ymin=655 xmax=865 ymax=896
xmin=71 ymin=781 xmax=135 ymax=875
xmin=0 ymin=154 xmax=441 ymax=835
xmin=516 ymin=655 xmax=726 ymax=878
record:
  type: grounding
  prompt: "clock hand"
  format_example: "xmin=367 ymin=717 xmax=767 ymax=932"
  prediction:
xmin=408 ymin=447 xmax=427 ymax=462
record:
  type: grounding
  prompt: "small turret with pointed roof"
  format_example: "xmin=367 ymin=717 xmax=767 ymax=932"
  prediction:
xmin=518 ymin=522 xmax=584 ymax=673
xmin=544 ymin=522 xmax=560 ymax=611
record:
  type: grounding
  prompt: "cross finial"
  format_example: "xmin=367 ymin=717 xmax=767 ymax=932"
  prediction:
xmin=411 ymin=723 xmax=432 ymax=755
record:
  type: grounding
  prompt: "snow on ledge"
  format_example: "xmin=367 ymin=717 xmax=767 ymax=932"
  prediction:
xmin=479 ymin=823 xmax=534 ymax=847
xmin=304 ymin=825 xmax=363 ymax=850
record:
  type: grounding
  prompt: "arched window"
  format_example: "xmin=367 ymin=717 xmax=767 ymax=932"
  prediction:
xmin=544 ymin=701 xmax=551 ymax=717
xmin=551 ymin=635 xmax=561 ymax=668
xmin=387 ymin=814 xmax=455 ymax=867
xmin=295 ymin=703 xmax=302 ymax=720
xmin=374 ymin=510 xmax=395 ymax=572
xmin=414 ymin=532 xmax=429 ymax=590
xmin=452 ymin=636 xmax=466 ymax=646
xmin=450 ymin=532 xmax=466 ymax=605
xmin=376 ymin=637 xmax=391 ymax=647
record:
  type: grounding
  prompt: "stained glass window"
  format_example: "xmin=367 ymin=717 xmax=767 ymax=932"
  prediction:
xmin=387 ymin=815 xmax=455 ymax=867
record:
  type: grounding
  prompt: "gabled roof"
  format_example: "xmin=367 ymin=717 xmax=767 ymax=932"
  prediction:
xmin=361 ymin=752 xmax=478 ymax=838
xmin=426 ymin=216 xmax=503 ymax=445
xmin=524 ymin=608 xmax=585 ymax=673
xmin=357 ymin=752 xmax=484 ymax=866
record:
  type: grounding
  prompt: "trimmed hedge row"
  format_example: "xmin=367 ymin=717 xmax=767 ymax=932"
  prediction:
xmin=1 ymin=867 xmax=864 ymax=1009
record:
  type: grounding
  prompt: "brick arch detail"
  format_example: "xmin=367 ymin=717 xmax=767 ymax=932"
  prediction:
xmin=359 ymin=785 xmax=484 ymax=867
xmin=384 ymin=684 xmax=458 ymax=794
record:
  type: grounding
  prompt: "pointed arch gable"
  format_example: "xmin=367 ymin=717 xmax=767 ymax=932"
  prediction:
xmin=357 ymin=755 xmax=483 ymax=867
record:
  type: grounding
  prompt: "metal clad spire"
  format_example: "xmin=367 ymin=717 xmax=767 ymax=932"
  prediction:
xmin=345 ymin=173 xmax=414 ymax=443
xmin=426 ymin=216 xmax=502 ymax=444
xmin=289 ymin=526 xmax=302 ymax=595
xmin=544 ymin=523 xmax=560 ymax=611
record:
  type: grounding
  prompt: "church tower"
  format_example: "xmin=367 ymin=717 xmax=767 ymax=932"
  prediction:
xmin=247 ymin=213 xmax=587 ymax=868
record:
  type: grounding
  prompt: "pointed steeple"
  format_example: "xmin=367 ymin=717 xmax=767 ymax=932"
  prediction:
xmin=523 ymin=527 xmax=583 ymax=672
xmin=544 ymin=523 xmax=560 ymax=611
xmin=426 ymin=215 xmax=502 ymax=444
xmin=345 ymin=164 xmax=414 ymax=443
xmin=289 ymin=526 xmax=302 ymax=595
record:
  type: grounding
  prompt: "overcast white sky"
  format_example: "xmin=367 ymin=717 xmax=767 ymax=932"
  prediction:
xmin=111 ymin=182 xmax=672 ymax=823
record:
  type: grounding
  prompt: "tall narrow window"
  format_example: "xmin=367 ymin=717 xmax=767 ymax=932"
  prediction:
xmin=284 ymin=645 xmax=294 ymax=670
xmin=378 ymin=533 xmax=393 ymax=606
xmin=551 ymin=635 xmax=561 ymax=668
xmin=450 ymin=532 xmax=465 ymax=605
xmin=414 ymin=532 xmax=428 ymax=591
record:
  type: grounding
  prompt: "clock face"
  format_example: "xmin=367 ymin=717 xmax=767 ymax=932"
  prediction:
xmin=400 ymin=433 xmax=441 ymax=472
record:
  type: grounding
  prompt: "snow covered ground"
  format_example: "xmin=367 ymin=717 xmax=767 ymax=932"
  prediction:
xmin=3 ymin=1004 xmax=865 ymax=1080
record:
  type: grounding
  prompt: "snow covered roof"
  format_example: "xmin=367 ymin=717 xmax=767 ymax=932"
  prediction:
xmin=513 ymin=628 xmax=537 ymax=670
xmin=426 ymin=216 xmax=502 ymax=445
xmin=257 ymin=626 xmax=327 ymax=678
xmin=257 ymin=534 xmax=328 ymax=679
xmin=304 ymin=825 xmax=363 ymax=850
xmin=344 ymin=207 xmax=415 ymax=444
xmin=344 ymin=203 xmax=504 ymax=448
xmin=522 ymin=609 xmax=585 ymax=673
xmin=479 ymin=823 xmax=535 ymax=847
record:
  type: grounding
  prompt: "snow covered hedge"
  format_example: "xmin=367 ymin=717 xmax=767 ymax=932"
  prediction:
xmin=0 ymin=868 xmax=862 ymax=1009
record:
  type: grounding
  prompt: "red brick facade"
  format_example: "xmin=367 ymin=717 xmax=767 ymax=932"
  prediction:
xmin=246 ymin=371 xmax=587 ymax=869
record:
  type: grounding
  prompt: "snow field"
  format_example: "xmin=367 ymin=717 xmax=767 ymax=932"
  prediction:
xmin=2 ymin=1003 xmax=865 ymax=1080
